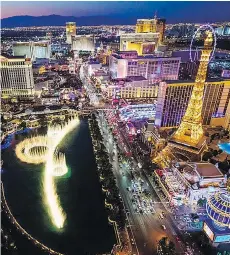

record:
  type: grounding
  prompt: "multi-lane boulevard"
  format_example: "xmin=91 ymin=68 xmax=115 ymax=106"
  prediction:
xmin=81 ymin=67 xmax=201 ymax=255
xmin=97 ymin=111 xmax=191 ymax=255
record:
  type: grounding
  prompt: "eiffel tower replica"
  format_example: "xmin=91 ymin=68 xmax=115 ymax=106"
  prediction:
xmin=155 ymin=31 xmax=213 ymax=164
xmin=169 ymin=31 xmax=214 ymax=161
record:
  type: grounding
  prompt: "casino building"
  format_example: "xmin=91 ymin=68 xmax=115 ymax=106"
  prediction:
xmin=120 ymin=32 xmax=160 ymax=56
xmin=1 ymin=55 xmax=35 ymax=100
xmin=109 ymin=51 xmax=180 ymax=81
xmin=203 ymin=181 xmax=230 ymax=246
xmin=13 ymin=41 xmax=51 ymax=62
xmin=105 ymin=76 xmax=158 ymax=99
xmin=120 ymin=14 xmax=166 ymax=55
xmin=71 ymin=35 xmax=95 ymax=52
xmin=154 ymin=162 xmax=227 ymax=206
xmin=136 ymin=14 xmax=166 ymax=43
xmin=66 ymin=22 xmax=76 ymax=44
xmin=155 ymin=79 xmax=230 ymax=128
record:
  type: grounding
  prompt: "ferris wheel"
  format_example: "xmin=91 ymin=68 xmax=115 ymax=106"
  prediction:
xmin=189 ymin=24 xmax=217 ymax=63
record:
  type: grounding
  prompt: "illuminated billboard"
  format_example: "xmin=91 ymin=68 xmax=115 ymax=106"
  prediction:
xmin=214 ymin=235 xmax=230 ymax=243
xmin=203 ymin=222 xmax=214 ymax=241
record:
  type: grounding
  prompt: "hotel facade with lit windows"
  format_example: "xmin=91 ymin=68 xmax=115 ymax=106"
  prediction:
xmin=120 ymin=14 xmax=166 ymax=56
xmin=119 ymin=33 xmax=160 ymax=55
xmin=71 ymin=35 xmax=95 ymax=52
xmin=109 ymin=51 xmax=180 ymax=81
xmin=0 ymin=55 xmax=35 ymax=100
xmin=135 ymin=15 xmax=166 ymax=43
xmin=105 ymin=76 xmax=158 ymax=99
xmin=154 ymin=162 xmax=227 ymax=206
xmin=13 ymin=41 xmax=51 ymax=61
xmin=66 ymin=22 xmax=76 ymax=44
xmin=155 ymin=79 xmax=230 ymax=128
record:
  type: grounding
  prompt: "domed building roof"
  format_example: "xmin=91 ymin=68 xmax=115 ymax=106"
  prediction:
xmin=206 ymin=188 xmax=230 ymax=228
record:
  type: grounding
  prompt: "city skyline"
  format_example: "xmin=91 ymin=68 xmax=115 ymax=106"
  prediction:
xmin=1 ymin=3 xmax=230 ymax=255
xmin=2 ymin=1 xmax=230 ymax=23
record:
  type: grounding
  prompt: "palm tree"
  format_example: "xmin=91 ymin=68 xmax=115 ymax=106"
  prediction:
xmin=158 ymin=237 xmax=176 ymax=255
xmin=197 ymin=198 xmax=206 ymax=207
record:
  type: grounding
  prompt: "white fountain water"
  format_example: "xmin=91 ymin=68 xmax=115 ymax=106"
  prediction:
xmin=15 ymin=115 xmax=80 ymax=229
xmin=52 ymin=151 xmax=68 ymax=177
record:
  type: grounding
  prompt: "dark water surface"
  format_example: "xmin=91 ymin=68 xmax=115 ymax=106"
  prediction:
xmin=2 ymin=119 xmax=115 ymax=255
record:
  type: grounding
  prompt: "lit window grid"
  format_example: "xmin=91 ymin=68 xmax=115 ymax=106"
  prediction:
xmin=107 ymin=86 xmax=158 ymax=99
xmin=157 ymin=81 xmax=230 ymax=127
xmin=1 ymin=59 xmax=35 ymax=98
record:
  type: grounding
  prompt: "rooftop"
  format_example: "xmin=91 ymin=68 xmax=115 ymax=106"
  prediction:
xmin=117 ymin=51 xmax=138 ymax=54
xmin=165 ymin=78 xmax=230 ymax=85
xmin=89 ymin=60 xmax=101 ymax=64
xmin=204 ymin=218 xmax=230 ymax=236
xmin=180 ymin=162 xmax=224 ymax=180
xmin=195 ymin=163 xmax=224 ymax=178
xmin=112 ymin=53 xmax=180 ymax=61
xmin=126 ymin=76 xmax=147 ymax=81
xmin=110 ymin=76 xmax=147 ymax=84
xmin=1 ymin=54 xmax=26 ymax=60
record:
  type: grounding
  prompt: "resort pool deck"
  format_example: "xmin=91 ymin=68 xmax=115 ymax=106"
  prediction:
xmin=218 ymin=142 xmax=230 ymax=154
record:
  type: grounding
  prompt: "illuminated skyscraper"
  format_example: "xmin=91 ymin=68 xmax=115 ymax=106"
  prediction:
xmin=155 ymin=79 xmax=230 ymax=127
xmin=109 ymin=51 xmax=180 ymax=81
xmin=1 ymin=55 xmax=35 ymax=100
xmin=120 ymin=33 xmax=160 ymax=55
xmin=120 ymin=13 xmax=165 ymax=55
xmin=66 ymin=22 xmax=76 ymax=44
xmin=13 ymin=41 xmax=51 ymax=61
xmin=136 ymin=13 xmax=166 ymax=43
xmin=71 ymin=35 xmax=95 ymax=52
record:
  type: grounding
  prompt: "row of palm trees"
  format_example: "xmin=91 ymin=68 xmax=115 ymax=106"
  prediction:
xmin=89 ymin=114 xmax=126 ymax=230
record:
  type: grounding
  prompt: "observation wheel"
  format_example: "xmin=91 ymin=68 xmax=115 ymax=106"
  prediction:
xmin=189 ymin=24 xmax=217 ymax=63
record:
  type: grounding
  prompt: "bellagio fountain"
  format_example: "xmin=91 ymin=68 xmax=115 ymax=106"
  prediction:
xmin=15 ymin=116 xmax=80 ymax=229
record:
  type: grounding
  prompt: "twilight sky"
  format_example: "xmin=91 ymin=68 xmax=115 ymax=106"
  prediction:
xmin=2 ymin=1 xmax=230 ymax=23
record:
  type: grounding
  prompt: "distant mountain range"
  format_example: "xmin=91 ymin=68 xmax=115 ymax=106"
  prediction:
xmin=1 ymin=14 xmax=140 ymax=28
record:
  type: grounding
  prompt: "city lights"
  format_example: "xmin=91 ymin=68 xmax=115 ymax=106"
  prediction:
xmin=1 ymin=3 xmax=230 ymax=254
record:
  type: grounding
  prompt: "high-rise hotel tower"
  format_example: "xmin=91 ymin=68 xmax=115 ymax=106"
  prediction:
xmin=136 ymin=13 xmax=166 ymax=43
xmin=1 ymin=55 xmax=34 ymax=100
xmin=66 ymin=22 xmax=76 ymax=44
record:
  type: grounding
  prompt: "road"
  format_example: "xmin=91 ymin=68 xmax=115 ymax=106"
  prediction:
xmin=97 ymin=112 xmax=187 ymax=255
xmin=81 ymin=68 xmax=198 ymax=255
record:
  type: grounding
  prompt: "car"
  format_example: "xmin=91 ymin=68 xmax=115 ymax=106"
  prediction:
xmin=162 ymin=225 xmax=166 ymax=230
xmin=159 ymin=213 xmax=164 ymax=219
